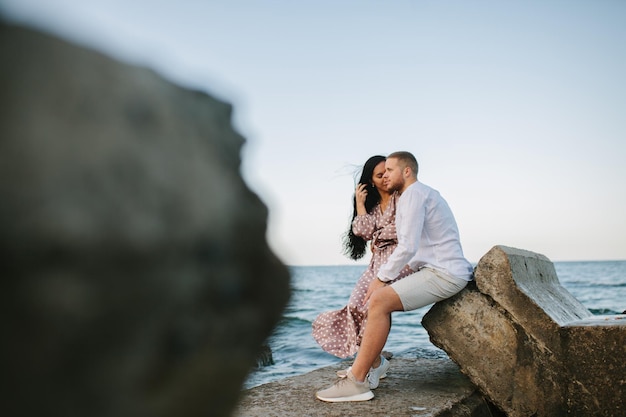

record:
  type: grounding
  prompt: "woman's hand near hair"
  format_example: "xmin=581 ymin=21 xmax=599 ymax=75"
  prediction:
xmin=355 ymin=183 xmax=368 ymax=216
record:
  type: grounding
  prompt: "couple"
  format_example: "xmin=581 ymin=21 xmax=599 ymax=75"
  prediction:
xmin=312 ymin=151 xmax=473 ymax=402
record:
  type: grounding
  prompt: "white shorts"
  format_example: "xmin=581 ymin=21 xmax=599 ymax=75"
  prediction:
xmin=390 ymin=267 xmax=469 ymax=311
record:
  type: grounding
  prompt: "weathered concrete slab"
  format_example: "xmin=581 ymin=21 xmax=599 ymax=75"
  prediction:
xmin=475 ymin=246 xmax=591 ymax=348
xmin=234 ymin=358 xmax=500 ymax=417
xmin=561 ymin=315 xmax=626 ymax=416
xmin=423 ymin=245 xmax=626 ymax=417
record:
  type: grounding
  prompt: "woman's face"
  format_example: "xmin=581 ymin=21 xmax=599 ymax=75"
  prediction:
xmin=371 ymin=161 xmax=387 ymax=192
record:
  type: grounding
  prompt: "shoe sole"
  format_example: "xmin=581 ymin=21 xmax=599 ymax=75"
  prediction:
xmin=316 ymin=391 xmax=374 ymax=402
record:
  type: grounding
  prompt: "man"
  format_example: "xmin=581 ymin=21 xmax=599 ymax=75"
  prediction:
xmin=316 ymin=151 xmax=473 ymax=402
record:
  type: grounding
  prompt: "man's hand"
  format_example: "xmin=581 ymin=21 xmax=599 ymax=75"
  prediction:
xmin=363 ymin=278 xmax=386 ymax=305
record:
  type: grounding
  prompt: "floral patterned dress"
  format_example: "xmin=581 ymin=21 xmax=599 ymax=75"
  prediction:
xmin=312 ymin=193 xmax=414 ymax=358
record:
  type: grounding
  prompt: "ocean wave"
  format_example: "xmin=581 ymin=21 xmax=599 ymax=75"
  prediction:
xmin=589 ymin=308 xmax=623 ymax=315
xmin=277 ymin=315 xmax=313 ymax=327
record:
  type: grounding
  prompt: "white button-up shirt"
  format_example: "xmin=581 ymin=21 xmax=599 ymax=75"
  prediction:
xmin=377 ymin=181 xmax=473 ymax=282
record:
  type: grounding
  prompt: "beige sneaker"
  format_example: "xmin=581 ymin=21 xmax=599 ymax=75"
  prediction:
xmin=316 ymin=370 xmax=374 ymax=402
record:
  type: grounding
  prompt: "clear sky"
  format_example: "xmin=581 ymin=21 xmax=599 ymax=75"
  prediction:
xmin=2 ymin=0 xmax=625 ymax=265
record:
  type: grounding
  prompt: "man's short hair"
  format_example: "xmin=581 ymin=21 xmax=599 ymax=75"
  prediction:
xmin=388 ymin=151 xmax=418 ymax=176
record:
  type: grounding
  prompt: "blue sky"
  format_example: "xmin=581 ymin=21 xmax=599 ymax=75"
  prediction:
xmin=2 ymin=0 xmax=625 ymax=265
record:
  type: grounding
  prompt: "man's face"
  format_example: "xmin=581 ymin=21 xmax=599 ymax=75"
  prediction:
xmin=383 ymin=157 xmax=404 ymax=192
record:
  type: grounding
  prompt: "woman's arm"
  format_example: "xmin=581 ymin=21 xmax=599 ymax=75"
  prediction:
xmin=351 ymin=183 xmax=378 ymax=240
xmin=352 ymin=212 xmax=377 ymax=240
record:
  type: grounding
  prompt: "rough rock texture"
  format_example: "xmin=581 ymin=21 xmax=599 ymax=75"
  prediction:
xmin=0 ymin=22 xmax=290 ymax=417
xmin=423 ymin=245 xmax=626 ymax=417
xmin=234 ymin=358 xmax=502 ymax=417
xmin=561 ymin=314 xmax=626 ymax=416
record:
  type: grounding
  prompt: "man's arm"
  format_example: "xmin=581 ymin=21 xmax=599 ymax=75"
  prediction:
xmin=377 ymin=188 xmax=425 ymax=281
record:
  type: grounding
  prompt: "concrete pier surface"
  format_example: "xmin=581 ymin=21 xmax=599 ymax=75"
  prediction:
xmin=234 ymin=357 xmax=499 ymax=417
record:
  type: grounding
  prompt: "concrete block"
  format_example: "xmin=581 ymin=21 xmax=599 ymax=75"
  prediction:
xmin=423 ymin=245 xmax=626 ymax=417
xmin=561 ymin=316 xmax=626 ymax=416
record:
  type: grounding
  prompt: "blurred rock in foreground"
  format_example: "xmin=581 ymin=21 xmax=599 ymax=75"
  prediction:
xmin=424 ymin=245 xmax=626 ymax=417
xmin=0 ymin=21 xmax=290 ymax=417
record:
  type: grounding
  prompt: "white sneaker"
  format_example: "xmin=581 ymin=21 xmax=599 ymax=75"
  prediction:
xmin=316 ymin=370 xmax=374 ymax=402
xmin=367 ymin=355 xmax=390 ymax=389
xmin=336 ymin=355 xmax=390 ymax=389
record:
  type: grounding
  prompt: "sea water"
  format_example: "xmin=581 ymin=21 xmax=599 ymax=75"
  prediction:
xmin=244 ymin=260 xmax=626 ymax=388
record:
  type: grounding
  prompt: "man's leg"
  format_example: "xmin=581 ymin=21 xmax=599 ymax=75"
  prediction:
xmin=316 ymin=269 xmax=469 ymax=402
xmin=350 ymin=286 xmax=404 ymax=382
xmin=315 ymin=286 xmax=404 ymax=402
xmin=352 ymin=268 xmax=468 ymax=382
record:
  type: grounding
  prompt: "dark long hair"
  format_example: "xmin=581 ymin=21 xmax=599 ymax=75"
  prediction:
xmin=342 ymin=155 xmax=386 ymax=260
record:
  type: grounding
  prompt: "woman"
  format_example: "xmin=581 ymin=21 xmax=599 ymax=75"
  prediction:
xmin=312 ymin=155 xmax=413 ymax=359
